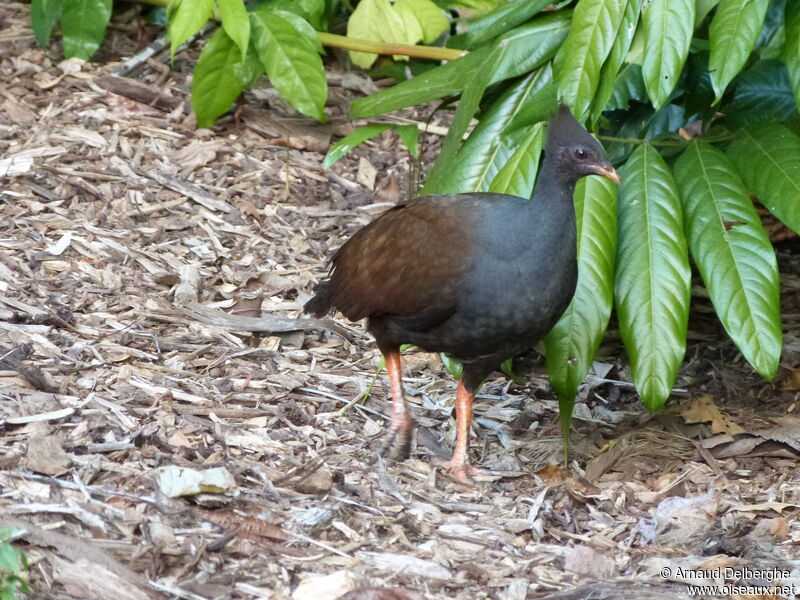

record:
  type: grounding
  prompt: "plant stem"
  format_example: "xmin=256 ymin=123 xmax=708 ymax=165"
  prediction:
xmin=597 ymin=134 xmax=734 ymax=147
xmin=317 ymin=32 xmax=465 ymax=61
xmin=133 ymin=0 xmax=466 ymax=62
xmin=597 ymin=135 xmax=687 ymax=147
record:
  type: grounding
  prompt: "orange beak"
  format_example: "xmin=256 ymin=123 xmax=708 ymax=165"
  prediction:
xmin=591 ymin=164 xmax=621 ymax=185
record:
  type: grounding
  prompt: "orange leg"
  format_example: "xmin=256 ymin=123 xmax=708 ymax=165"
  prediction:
xmin=376 ymin=351 xmax=416 ymax=459
xmin=439 ymin=379 xmax=482 ymax=482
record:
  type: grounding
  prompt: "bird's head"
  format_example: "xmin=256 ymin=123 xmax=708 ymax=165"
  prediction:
xmin=546 ymin=104 xmax=621 ymax=185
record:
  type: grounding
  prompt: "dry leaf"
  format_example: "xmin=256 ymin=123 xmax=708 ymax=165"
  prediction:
xmin=677 ymin=396 xmax=746 ymax=434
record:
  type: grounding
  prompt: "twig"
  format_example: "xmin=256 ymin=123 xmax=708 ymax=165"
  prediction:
xmin=317 ymin=32 xmax=465 ymax=62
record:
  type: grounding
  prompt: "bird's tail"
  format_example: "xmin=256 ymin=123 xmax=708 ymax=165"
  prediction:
xmin=303 ymin=280 xmax=334 ymax=317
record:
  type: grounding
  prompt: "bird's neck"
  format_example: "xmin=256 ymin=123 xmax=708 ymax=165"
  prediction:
xmin=527 ymin=154 xmax=578 ymax=245
xmin=531 ymin=154 xmax=577 ymax=204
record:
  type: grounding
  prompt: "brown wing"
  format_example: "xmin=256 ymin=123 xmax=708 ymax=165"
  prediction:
xmin=310 ymin=197 xmax=473 ymax=329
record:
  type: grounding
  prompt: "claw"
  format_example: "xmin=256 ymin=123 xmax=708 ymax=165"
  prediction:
xmin=435 ymin=457 xmax=484 ymax=484
xmin=374 ymin=417 xmax=416 ymax=460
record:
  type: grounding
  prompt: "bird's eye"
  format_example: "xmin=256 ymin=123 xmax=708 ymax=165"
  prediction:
xmin=574 ymin=147 xmax=588 ymax=160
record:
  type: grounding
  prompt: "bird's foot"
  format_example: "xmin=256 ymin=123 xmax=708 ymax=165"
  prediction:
xmin=435 ymin=458 xmax=485 ymax=484
xmin=373 ymin=418 xmax=417 ymax=461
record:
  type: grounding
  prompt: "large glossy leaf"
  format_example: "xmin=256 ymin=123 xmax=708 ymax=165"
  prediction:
xmin=464 ymin=0 xmax=552 ymax=48
xmin=218 ymin=0 xmax=250 ymax=59
xmin=273 ymin=10 xmax=324 ymax=53
xmin=592 ymin=0 xmax=644 ymax=120
xmin=614 ymin=144 xmax=690 ymax=411
xmin=192 ymin=28 xmax=263 ymax=127
xmin=554 ymin=0 xmax=626 ymax=122
xmin=695 ymin=0 xmax=719 ymax=24
xmin=708 ymin=0 xmax=769 ymax=103
xmin=167 ymin=0 xmax=214 ymax=60
xmin=323 ymin=124 xmax=419 ymax=168
xmin=251 ymin=10 xmax=327 ymax=121
xmin=433 ymin=68 xmax=555 ymax=195
xmin=351 ymin=12 xmax=570 ymax=118
xmin=487 ymin=123 xmax=545 ymax=198
xmin=606 ymin=64 xmax=647 ymax=111
xmin=723 ymin=60 xmax=797 ymax=127
xmin=784 ymin=1 xmax=800 ymax=112
xmin=545 ymin=177 xmax=618 ymax=438
xmin=728 ymin=122 xmax=800 ymax=234
xmin=61 ymin=0 xmax=112 ymax=60
xmin=31 ymin=0 xmax=63 ymax=48
xmin=641 ymin=0 xmax=695 ymax=109
xmin=674 ymin=141 xmax=781 ymax=380
xmin=423 ymin=46 xmax=504 ymax=193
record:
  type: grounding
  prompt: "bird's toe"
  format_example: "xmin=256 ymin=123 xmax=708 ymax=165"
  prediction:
xmin=374 ymin=419 xmax=416 ymax=461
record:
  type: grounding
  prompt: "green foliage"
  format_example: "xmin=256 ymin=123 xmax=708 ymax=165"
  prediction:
xmin=674 ymin=141 xmax=782 ymax=380
xmin=640 ymin=0 xmax=695 ymax=109
xmin=31 ymin=0 xmax=111 ymax=59
xmin=191 ymin=27 xmax=263 ymax=128
xmin=728 ymin=122 xmax=800 ymax=234
xmin=545 ymin=176 xmax=618 ymax=435
xmin=347 ymin=0 xmax=448 ymax=67
xmin=250 ymin=8 xmax=327 ymax=120
xmin=708 ymin=0 xmax=769 ymax=103
xmin=554 ymin=0 xmax=626 ymax=121
xmin=0 ymin=529 xmax=29 ymax=600
xmin=323 ymin=124 xmax=419 ymax=167
xmin=614 ymin=144 xmax=690 ymax=410
xmin=168 ymin=0 xmax=215 ymax=59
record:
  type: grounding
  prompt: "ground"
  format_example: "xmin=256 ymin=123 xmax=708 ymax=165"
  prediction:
xmin=1 ymin=3 xmax=799 ymax=600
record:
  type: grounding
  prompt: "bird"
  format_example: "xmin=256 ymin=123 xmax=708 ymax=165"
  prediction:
xmin=305 ymin=105 xmax=620 ymax=482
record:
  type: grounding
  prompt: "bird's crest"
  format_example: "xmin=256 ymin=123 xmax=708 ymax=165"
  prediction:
xmin=547 ymin=104 xmax=592 ymax=148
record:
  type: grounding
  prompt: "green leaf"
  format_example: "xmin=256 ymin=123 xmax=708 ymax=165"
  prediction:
xmin=728 ymin=122 xmax=800 ymax=234
xmin=605 ymin=63 xmax=647 ymax=111
xmin=431 ymin=68 xmax=555 ymax=195
xmin=347 ymin=0 xmax=414 ymax=68
xmin=353 ymin=49 xmax=488 ymax=116
xmin=784 ymin=1 xmax=800 ymax=113
xmin=708 ymin=0 xmax=769 ymax=103
xmin=674 ymin=141 xmax=781 ymax=379
xmin=641 ymin=0 xmax=695 ymax=109
xmin=488 ymin=123 xmax=544 ymax=198
xmin=545 ymin=176 xmax=618 ymax=438
xmin=251 ymin=10 xmax=327 ymax=121
xmin=350 ymin=11 xmax=570 ymax=118
xmin=395 ymin=124 xmax=420 ymax=158
xmin=695 ymin=0 xmax=719 ymax=25
xmin=723 ymin=59 xmax=797 ymax=127
xmin=323 ymin=124 xmax=419 ymax=168
xmin=463 ymin=0 xmax=551 ymax=48
xmin=398 ymin=0 xmax=449 ymax=43
xmin=423 ymin=46 xmax=503 ymax=193
xmin=554 ymin=0 xmax=627 ymax=122
xmin=167 ymin=0 xmax=214 ymax=60
xmin=592 ymin=0 xmax=644 ymax=121
xmin=61 ymin=0 xmax=112 ymax=60
xmin=31 ymin=0 xmax=63 ymax=48
xmin=191 ymin=28 xmax=262 ymax=127
xmin=272 ymin=9 xmax=324 ymax=53
xmin=614 ymin=144 xmax=690 ymax=411
xmin=295 ymin=0 xmax=326 ymax=29
xmin=218 ymin=0 xmax=250 ymax=60
xmin=393 ymin=0 xmax=425 ymax=54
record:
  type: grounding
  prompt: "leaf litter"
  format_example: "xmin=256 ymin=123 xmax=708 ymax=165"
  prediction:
xmin=1 ymin=3 xmax=799 ymax=599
